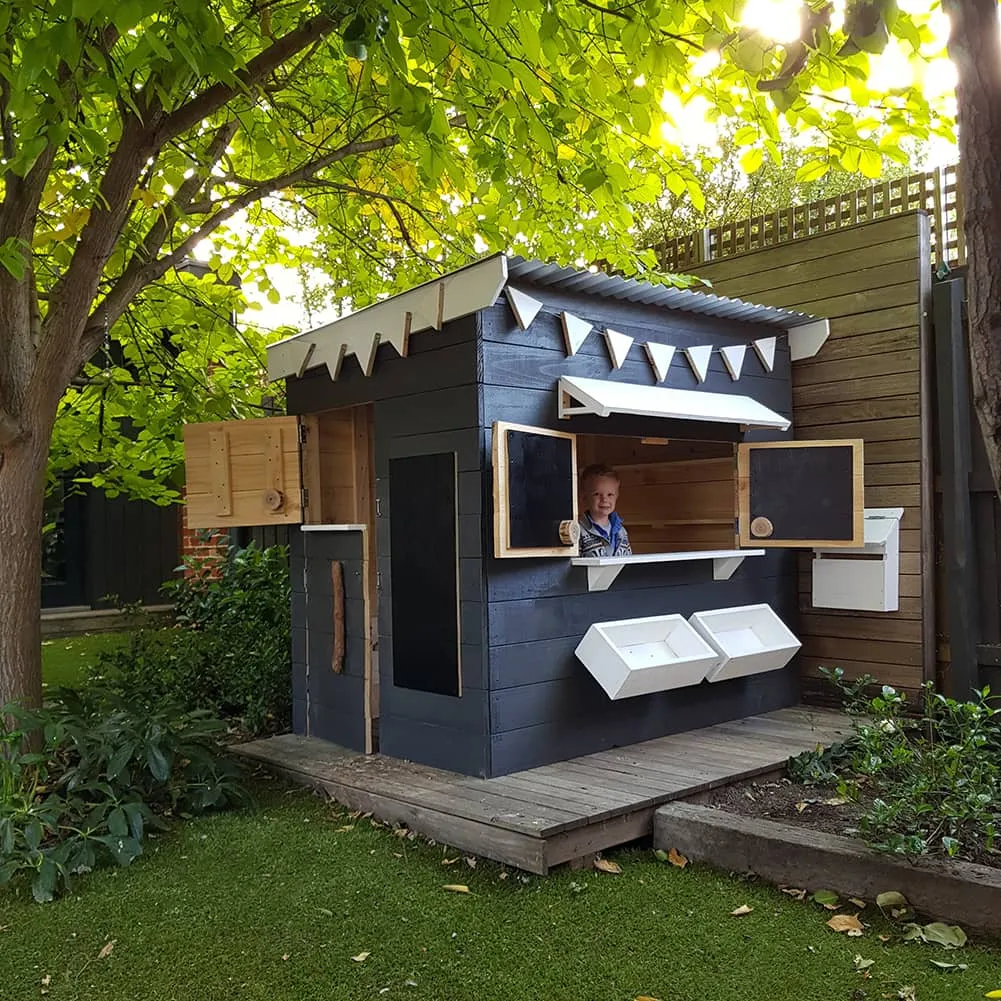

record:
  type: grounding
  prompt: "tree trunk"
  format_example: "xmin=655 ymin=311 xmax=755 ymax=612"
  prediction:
xmin=946 ymin=0 xmax=1001 ymax=498
xmin=0 ymin=406 xmax=56 ymax=712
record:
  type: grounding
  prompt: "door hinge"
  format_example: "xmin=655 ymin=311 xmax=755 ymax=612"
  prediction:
xmin=375 ymin=496 xmax=382 ymax=518
xmin=302 ymin=487 xmax=309 ymax=509
xmin=376 ymin=570 xmax=383 ymax=591
xmin=297 ymin=421 xmax=308 ymax=444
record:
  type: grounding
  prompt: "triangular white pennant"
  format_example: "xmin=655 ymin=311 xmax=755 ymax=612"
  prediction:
xmin=684 ymin=344 xmax=713 ymax=383
xmin=752 ymin=336 xmax=777 ymax=373
xmin=720 ymin=344 xmax=747 ymax=381
xmin=644 ymin=342 xmax=676 ymax=383
xmin=560 ymin=312 xmax=592 ymax=356
xmin=603 ymin=328 xmax=633 ymax=369
xmin=504 ymin=286 xmax=543 ymax=330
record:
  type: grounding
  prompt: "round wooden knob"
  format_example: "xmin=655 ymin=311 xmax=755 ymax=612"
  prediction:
xmin=264 ymin=488 xmax=285 ymax=512
xmin=559 ymin=519 xmax=581 ymax=545
xmin=750 ymin=516 xmax=773 ymax=539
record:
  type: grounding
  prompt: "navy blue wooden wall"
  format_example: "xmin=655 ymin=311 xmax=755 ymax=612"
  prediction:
xmin=288 ymin=315 xmax=490 ymax=776
xmin=478 ymin=293 xmax=800 ymax=775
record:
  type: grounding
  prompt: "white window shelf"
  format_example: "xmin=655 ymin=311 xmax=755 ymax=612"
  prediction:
xmin=571 ymin=549 xmax=766 ymax=592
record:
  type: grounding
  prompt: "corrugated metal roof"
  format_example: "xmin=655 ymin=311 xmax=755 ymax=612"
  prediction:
xmin=507 ymin=256 xmax=820 ymax=329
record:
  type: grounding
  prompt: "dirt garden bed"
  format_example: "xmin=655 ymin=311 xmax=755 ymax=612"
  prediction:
xmin=691 ymin=772 xmax=1001 ymax=873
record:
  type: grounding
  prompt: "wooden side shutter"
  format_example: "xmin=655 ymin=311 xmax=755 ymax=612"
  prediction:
xmin=492 ymin=421 xmax=579 ymax=558
xmin=737 ymin=439 xmax=864 ymax=548
xmin=183 ymin=416 xmax=313 ymax=528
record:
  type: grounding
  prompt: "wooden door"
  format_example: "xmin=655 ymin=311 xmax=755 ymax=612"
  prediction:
xmin=183 ymin=416 xmax=319 ymax=528
xmin=737 ymin=439 xmax=864 ymax=548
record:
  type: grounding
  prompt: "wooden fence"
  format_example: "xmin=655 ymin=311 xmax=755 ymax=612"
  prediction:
xmin=659 ymin=164 xmax=964 ymax=273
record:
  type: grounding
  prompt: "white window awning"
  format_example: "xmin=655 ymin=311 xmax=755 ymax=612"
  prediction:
xmin=558 ymin=375 xmax=791 ymax=431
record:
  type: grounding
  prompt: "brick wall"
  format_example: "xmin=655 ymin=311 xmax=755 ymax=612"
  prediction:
xmin=179 ymin=489 xmax=229 ymax=576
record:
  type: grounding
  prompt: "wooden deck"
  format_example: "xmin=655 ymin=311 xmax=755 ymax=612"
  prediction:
xmin=233 ymin=706 xmax=849 ymax=874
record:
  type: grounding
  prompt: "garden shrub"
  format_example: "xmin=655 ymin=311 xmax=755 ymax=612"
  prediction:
xmin=100 ymin=542 xmax=292 ymax=734
xmin=790 ymin=667 xmax=1001 ymax=861
xmin=1 ymin=683 xmax=252 ymax=902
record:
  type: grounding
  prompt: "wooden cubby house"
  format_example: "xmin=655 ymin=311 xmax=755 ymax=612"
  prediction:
xmin=184 ymin=253 xmax=885 ymax=779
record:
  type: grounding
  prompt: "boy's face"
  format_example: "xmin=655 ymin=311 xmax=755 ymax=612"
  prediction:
xmin=586 ymin=476 xmax=619 ymax=519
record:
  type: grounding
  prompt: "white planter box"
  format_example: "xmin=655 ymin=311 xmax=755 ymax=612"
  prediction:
xmin=575 ymin=614 xmax=721 ymax=700
xmin=688 ymin=604 xmax=801 ymax=683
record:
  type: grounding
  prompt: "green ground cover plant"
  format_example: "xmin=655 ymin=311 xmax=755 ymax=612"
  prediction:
xmin=1 ymin=683 xmax=252 ymax=903
xmin=1 ymin=777 xmax=999 ymax=1001
xmin=99 ymin=543 xmax=292 ymax=735
xmin=789 ymin=669 xmax=1001 ymax=862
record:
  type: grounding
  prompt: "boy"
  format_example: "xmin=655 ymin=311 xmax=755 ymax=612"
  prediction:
xmin=578 ymin=463 xmax=632 ymax=558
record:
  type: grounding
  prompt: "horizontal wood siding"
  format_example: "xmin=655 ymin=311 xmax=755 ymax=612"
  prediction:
xmin=480 ymin=296 xmax=800 ymax=775
xmin=696 ymin=213 xmax=931 ymax=698
xmin=287 ymin=315 xmax=489 ymax=776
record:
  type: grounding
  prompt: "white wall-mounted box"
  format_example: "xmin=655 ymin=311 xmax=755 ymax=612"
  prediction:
xmin=688 ymin=603 xmax=801 ymax=683
xmin=575 ymin=614 xmax=721 ymax=700
xmin=811 ymin=507 xmax=904 ymax=613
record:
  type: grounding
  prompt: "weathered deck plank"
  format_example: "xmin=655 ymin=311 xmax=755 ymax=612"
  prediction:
xmin=233 ymin=706 xmax=846 ymax=874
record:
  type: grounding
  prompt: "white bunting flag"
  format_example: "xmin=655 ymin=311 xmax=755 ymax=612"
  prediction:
xmin=603 ymin=328 xmax=634 ymax=369
xmin=644 ymin=342 xmax=676 ymax=383
xmin=560 ymin=312 xmax=592 ymax=356
xmin=752 ymin=336 xmax=777 ymax=373
xmin=505 ymin=286 xmax=544 ymax=330
xmin=684 ymin=344 xmax=713 ymax=383
xmin=720 ymin=343 xmax=747 ymax=381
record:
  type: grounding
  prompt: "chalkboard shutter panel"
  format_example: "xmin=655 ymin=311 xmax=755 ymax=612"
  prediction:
xmin=183 ymin=415 xmax=322 ymax=528
xmin=737 ymin=439 xmax=864 ymax=548
xmin=492 ymin=421 xmax=579 ymax=558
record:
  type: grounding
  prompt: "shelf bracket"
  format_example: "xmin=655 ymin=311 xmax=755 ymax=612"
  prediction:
xmin=712 ymin=555 xmax=746 ymax=581
xmin=586 ymin=564 xmax=624 ymax=592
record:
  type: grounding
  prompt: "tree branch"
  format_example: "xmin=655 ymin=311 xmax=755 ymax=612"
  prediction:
xmin=92 ymin=131 xmax=406 ymax=331
xmin=156 ymin=14 xmax=340 ymax=145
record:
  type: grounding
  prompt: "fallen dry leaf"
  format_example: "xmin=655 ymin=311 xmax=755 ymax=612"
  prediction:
xmin=827 ymin=914 xmax=865 ymax=936
xmin=441 ymin=857 xmax=459 ymax=866
xmin=781 ymin=887 xmax=807 ymax=901
xmin=849 ymin=898 xmax=867 ymax=909
xmin=823 ymin=796 xmax=850 ymax=806
xmin=41 ymin=976 xmax=52 ymax=987
xmin=634 ymin=996 xmax=662 ymax=1001
xmin=795 ymin=801 xmax=809 ymax=813
xmin=464 ymin=857 xmax=477 ymax=868
xmin=335 ymin=824 xmax=354 ymax=833
xmin=878 ymin=935 xmax=892 ymax=943
xmin=443 ymin=884 xmax=470 ymax=893
xmin=667 ymin=848 xmax=688 ymax=869
xmin=97 ymin=940 xmax=116 ymax=960
xmin=394 ymin=828 xmax=410 ymax=839
xmin=282 ymin=954 xmax=290 ymax=962
xmin=351 ymin=952 xmax=371 ymax=962
xmin=498 ymin=872 xmax=509 ymax=880
xmin=731 ymin=904 xmax=754 ymax=916
xmin=593 ymin=858 xmax=622 ymax=874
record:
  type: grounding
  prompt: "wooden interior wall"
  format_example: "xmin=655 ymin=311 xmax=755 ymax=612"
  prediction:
xmin=577 ymin=435 xmax=736 ymax=553
xmin=696 ymin=212 xmax=932 ymax=697
xmin=316 ymin=406 xmax=374 ymax=526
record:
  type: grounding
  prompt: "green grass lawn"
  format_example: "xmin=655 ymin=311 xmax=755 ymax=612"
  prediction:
xmin=41 ymin=633 xmax=128 ymax=690
xmin=2 ymin=774 xmax=999 ymax=1001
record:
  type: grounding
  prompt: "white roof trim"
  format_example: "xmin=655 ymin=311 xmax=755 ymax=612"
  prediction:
xmin=557 ymin=375 xmax=791 ymax=431
xmin=266 ymin=255 xmax=509 ymax=381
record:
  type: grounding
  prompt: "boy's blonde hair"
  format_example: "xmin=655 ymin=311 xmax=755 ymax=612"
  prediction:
xmin=580 ymin=463 xmax=620 ymax=490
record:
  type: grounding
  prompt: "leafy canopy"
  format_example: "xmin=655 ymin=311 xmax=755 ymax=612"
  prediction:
xmin=0 ymin=0 xmax=953 ymax=500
